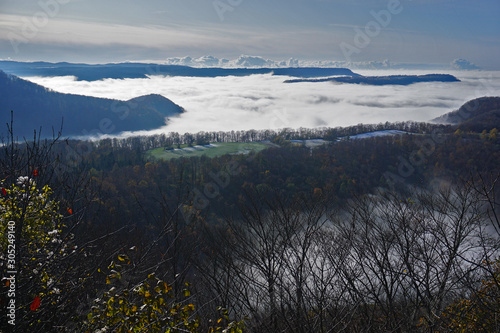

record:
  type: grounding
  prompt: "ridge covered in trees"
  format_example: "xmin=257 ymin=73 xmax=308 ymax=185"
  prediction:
xmin=284 ymin=74 xmax=460 ymax=85
xmin=0 ymin=71 xmax=184 ymax=138
xmin=0 ymin=61 xmax=359 ymax=81
xmin=434 ymin=96 xmax=500 ymax=132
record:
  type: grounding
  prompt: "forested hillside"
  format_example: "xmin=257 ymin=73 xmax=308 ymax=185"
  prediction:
xmin=434 ymin=96 xmax=500 ymax=131
xmin=1 ymin=101 xmax=500 ymax=332
xmin=0 ymin=71 xmax=184 ymax=138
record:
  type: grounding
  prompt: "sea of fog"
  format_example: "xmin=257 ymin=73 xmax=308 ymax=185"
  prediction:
xmin=24 ymin=70 xmax=500 ymax=137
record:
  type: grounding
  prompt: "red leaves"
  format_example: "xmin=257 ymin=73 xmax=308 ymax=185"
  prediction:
xmin=30 ymin=296 xmax=41 ymax=311
xmin=33 ymin=169 xmax=39 ymax=177
xmin=1 ymin=188 xmax=6 ymax=196
xmin=67 ymin=208 xmax=73 ymax=215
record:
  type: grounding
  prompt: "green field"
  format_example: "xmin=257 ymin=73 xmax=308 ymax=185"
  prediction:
xmin=146 ymin=142 xmax=276 ymax=160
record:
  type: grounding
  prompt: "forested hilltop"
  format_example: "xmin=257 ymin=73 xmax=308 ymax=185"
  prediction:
xmin=1 ymin=97 xmax=500 ymax=332
xmin=0 ymin=71 xmax=185 ymax=138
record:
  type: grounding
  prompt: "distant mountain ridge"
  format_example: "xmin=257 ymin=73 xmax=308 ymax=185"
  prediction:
xmin=0 ymin=71 xmax=183 ymax=137
xmin=285 ymin=74 xmax=460 ymax=85
xmin=433 ymin=96 xmax=500 ymax=131
xmin=0 ymin=61 xmax=359 ymax=81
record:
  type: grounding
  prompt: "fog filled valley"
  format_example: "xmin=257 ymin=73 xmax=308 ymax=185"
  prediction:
xmin=19 ymin=69 xmax=500 ymax=137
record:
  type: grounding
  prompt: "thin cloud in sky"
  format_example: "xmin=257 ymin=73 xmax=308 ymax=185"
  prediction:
xmin=0 ymin=14 xmax=234 ymax=47
xmin=0 ymin=0 xmax=498 ymax=67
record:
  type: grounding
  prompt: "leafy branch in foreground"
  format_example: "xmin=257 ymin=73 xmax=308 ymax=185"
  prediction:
xmin=85 ymin=254 xmax=244 ymax=333
xmin=439 ymin=258 xmax=500 ymax=332
xmin=0 ymin=177 xmax=79 ymax=330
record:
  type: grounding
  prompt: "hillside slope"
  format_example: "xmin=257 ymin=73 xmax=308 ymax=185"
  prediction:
xmin=0 ymin=71 xmax=183 ymax=137
xmin=433 ymin=96 xmax=500 ymax=131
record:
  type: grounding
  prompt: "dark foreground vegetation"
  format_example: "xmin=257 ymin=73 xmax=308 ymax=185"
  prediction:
xmin=1 ymin=98 xmax=500 ymax=332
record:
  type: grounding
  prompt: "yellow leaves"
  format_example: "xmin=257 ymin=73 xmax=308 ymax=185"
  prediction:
xmin=183 ymin=282 xmax=191 ymax=297
xmin=440 ymin=258 xmax=500 ymax=331
xmin=111 ymin=270 xmax=121 ymax=280
xmin=88 ymin=251 xmax=244 ymax=333
xmin=41 ymin=272 xmax=50 ymax=283
xmin=153 ymin=281 xmax=170 ymax=295
xmin=152 ymin=302 xmax=161 ymax=313
xmin=170 ymin=308 xmax=178 ymax=316
xmin=162 ymin=282 xmax=172 ymax=293
xmin=118 ymin=254 xmax=130 ymax=264
xmin=88 ymin=265 xmax=201 ymax=332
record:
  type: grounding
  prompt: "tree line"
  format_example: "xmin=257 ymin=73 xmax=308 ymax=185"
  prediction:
xmin=96 ymin=120 xmax=448 ymax=151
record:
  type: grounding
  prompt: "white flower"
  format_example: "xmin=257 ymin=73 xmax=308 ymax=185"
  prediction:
xmin=52 ymin=288 xmax=61 ymax=294
xmin=48 ymin=230 xmax=59 ymax=235
xmin=16 ymin=176 xmax=29 ymax=185
xmin=33 ymin=269 xmax=39 ymax=274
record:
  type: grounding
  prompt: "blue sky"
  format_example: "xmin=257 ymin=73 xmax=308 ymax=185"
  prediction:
xmin=0 ymin=0 xmax=499 ymax=68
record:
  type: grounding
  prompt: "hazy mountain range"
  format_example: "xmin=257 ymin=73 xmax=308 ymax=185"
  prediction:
xmin=0 ymin=61 xmax=359 ymax=81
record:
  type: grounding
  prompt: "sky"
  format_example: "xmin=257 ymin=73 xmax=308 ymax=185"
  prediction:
xmin=0 ymin=0 xmax=499 ymax=68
